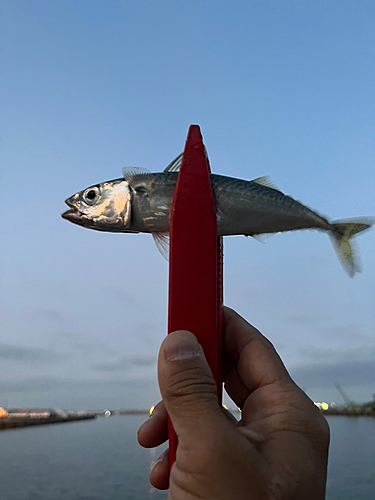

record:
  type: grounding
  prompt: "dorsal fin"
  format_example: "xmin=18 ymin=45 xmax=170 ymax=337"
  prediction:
xmin=251 ymin=176 xmax=283 ymax=193
xmin=122 ymin=167 xmax=151 ymax=183
xmin=163 ymin=153 xmax=183 ymax=172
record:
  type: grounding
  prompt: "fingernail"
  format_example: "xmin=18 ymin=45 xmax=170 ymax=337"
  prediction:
xmin=165 ymin=331 xmax=202 ymax=361
xmin=150 ymin=456 xmax=162 ymax=473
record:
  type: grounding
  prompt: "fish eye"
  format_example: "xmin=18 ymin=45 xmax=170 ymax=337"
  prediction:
xmin=83 ymin=187 xmax=100 ymax=205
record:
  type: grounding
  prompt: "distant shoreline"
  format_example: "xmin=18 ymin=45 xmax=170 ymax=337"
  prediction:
xmin=0 ymin=413 xmax=96 ymax=431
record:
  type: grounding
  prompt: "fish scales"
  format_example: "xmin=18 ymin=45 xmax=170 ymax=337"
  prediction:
xmin=210 ymin=174 xmax=331 ymax=236
xmin=126 ymin=172 xmax=330 ymax=235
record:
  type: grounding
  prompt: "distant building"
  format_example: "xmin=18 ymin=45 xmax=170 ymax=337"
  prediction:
xmin=6 ymin=408 xmax=55 ymax=418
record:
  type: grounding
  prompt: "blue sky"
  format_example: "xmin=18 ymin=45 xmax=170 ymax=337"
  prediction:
xmin=1 ymin=0 xmax=374 ymax=410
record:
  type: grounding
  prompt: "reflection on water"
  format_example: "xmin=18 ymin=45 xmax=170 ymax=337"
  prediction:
xmin=326 ymin=416 xmax=375 ymax=500
xmin=0 ymin=415 xmax=373 ymax=499
xmin=0 ymin=415 xmax=168 ymax=500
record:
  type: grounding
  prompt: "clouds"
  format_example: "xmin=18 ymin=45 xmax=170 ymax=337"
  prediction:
xmin=0 ymin=343 xmax=63 ymax=363
xmin=293 ymin=341 xmax=375 ymax=365
xmin=1 ymin=0 xmax=374 ymax=411
xmin=0 ymin=376 xmax=74 ymax=393
xmin=291 ymin=357 xmax=375 ymax=390
xmin=283 ymin=319 xmax=375 ymax=392
xmin=0 ymin=375 xmax=160 ymax=409
xmin=0 ymin=375 xmax=152 ymax=393
xmin=265 ymin=324 xmax=374 ymax=396
xmin=93 ymin=354 xmax=156 ymax=372
xmin=31 ymin=307 xmax=66 ymax=323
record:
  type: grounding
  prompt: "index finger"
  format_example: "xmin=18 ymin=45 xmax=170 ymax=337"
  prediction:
xmin=223 ymin=307 xmax=292 ymax=394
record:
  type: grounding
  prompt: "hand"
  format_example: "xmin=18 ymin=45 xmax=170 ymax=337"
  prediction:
xmin=137 ymin=307 xmax=330 ymax=499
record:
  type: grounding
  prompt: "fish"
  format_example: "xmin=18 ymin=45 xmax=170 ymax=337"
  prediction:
xmin=62 ymin=153 xmax=373 ymax=277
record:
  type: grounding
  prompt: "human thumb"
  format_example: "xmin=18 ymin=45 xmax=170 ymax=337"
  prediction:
xmin=158 ymin=330 xmax=221 ymax=439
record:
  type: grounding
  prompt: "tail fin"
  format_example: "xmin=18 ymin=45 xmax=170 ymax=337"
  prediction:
xmin=330 ymin=218 xmax=374 ymax=277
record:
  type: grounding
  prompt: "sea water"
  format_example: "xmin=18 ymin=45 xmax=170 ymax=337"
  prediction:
xmin=0 ymin=415 xmax=374 ymax=499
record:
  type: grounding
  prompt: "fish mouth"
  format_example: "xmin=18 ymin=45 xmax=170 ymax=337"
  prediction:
xmin=61 ymin=207 xmax=82 ymax=222
xmin=62 ymin=198 xmax=85 ymax=224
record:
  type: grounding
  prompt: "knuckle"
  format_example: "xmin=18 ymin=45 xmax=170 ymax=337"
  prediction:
xmin=163 ymin=363 xmax=217 ymax=407
xmin=270 ymin=389 xmax=330 ymax=453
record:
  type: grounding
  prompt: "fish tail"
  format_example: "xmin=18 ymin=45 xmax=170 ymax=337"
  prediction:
xmin=329 ymin=218 xmax=374 ymax=277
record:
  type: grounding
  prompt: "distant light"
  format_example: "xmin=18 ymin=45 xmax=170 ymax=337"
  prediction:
xmin=321 ymin=402 xmax=329 ymax=411
xmin=330 ymin=402 xmax=336 ymax=408
xmin=104 ymin=410 xmax=111 ymax=417
xmin=149 ymin=406 xmax=155 ymax=416
xmin=314 ymin=402 xmax=322 ymax=409
xmin=0 ymin=407 xmax=8 ymax=418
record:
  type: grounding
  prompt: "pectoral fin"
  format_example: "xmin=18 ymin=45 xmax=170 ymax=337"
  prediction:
xmin=152 ymin=232 xmax=170 ymax=260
